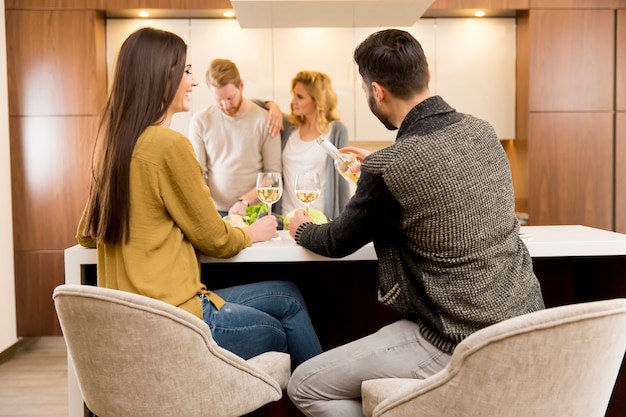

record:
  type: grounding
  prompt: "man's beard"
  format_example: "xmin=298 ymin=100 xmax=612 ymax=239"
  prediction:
xmin=221 ymin=92 xmax=243 ymax=116
xmin=368 ymin=93 xmax=397 ymax=131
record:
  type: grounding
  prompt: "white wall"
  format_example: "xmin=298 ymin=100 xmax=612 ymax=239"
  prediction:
xmin=106 ymin=17 xmax=516 ymax=142
xmin=0 ymin=0 xmax=19 ymax=353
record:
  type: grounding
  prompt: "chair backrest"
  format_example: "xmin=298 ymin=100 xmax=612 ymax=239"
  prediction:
xmin=53 ymin=284 xmax=289 ymax=417
xmin=363 ymin=298 xmax=626 ymax=417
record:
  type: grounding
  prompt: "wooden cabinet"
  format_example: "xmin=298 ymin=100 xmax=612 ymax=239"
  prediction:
xmin=6 ymin=10 xmax=105 ymax=116
xmin=6 ymin=9 xmax=106 ymax=336
xmin=529 ymin=0 xmax=619 ymax=7
xmin=429 ymin=0 xmax=528 ymax=9
xmin=617 ymin=10 xmax=626 ymax=233
xmin=528 ymin=9 xmax=614 ymax=112
xmin=523 ymin=9 xmax=616 ymax=228
xmin=617 ymin=113 xmax=626 ymax=233
xmin=527 ymin=113 xmax=613 ymax=229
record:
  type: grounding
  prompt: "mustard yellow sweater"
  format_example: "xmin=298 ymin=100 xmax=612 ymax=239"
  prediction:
xmin=77 ymin=126 xmax=251 ymax=319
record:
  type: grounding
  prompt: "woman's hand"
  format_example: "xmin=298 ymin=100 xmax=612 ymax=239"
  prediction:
xmin=246 ymin=214 xmax=279 ymax=242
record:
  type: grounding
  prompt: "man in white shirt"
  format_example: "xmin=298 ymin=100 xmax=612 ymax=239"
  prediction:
xmin=189 ymin=58 xmax=281 ymax=216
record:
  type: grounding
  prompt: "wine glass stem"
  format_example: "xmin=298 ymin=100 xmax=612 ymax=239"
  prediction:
xmin=267 ymin=203 xmax=272 ymax=217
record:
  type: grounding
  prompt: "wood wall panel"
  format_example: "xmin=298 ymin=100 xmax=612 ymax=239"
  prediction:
xmin=429 ymin=0 xmax=528 ymax=9
xmin=6 ymin=10 xmax=106 ymax=337
xmin=528 ymin=9 xmax=614 ymax=112
xmin=617 ymin=9 xmax=626 ymax=234
xmin=9 ymin=116 xmax=97 ymax=250
xmin=14 ymin=251 xmax=64 ymax=336
xmin=528 ymin=113 xmax=613 ymax=228
xmin=5 ymin=10 xmax=105 ymax=116
xmin=530 ymin=0 xmax=619 ymax=9
xmin=530 ymin=0 xmax=618 ymax=7
xmin=617 ymin=113 xmax=626 ymax=233
xmin=5 ymin=0 xmax=231 ymax=9
xmin=511 ymin=11 xmax=530 ymax=213
xmin=617 ymin=10 xmax=626 ymax=111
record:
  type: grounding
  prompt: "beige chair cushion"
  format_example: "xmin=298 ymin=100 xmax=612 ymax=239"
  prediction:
xmin=53 ymin=284 xmax=291 ymax=417
xmin=362 ymin=298 xmax=626 ymax=417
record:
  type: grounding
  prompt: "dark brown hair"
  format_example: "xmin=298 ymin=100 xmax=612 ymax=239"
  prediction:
xmin=82 ymin=27 xmax=187 ymax=244
xmin=354 ymin=29 xmax=429 ymax=99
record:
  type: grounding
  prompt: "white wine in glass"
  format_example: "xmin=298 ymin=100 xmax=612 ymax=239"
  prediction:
xmin=294 ymin=171 xmax=320 ymax=215
xmin=256 ymin=172 xmax=283 ymax=217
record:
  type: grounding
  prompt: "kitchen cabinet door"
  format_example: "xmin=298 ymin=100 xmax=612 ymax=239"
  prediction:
xmin=528 ymin=9 xmax=614 ymax=112
xmin=106 ymin=19 xmax=193 ymax=136
xmin=616 ymin=112 xmax=626 ymax=233
xmin=353 ymin=18 xmax=516 ymax=141
xmin=189 ymin=20 xmax=274 ymax=119
xmin=353 ymin=20 xmax=436 ymax=143
xmin=272 ymin=26 xmax=356 ymax=141
xmin=528 ymin=112 xmax=613 ymax=229
xmin=434 ymin=18 xmax=516 ymax=139
xmin=616 ymin=10 xmax=626 ymax=233
xmin=617 ymin=9 xmax=626 ymax=111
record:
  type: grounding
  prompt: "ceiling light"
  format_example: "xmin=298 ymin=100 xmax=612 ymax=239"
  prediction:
xmin=474 ymin=10 xmax=486 ymax=17
xmin=138 ymin=11 xmax=150 ymax=18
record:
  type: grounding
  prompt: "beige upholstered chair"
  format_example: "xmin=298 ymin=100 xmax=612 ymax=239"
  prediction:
xmin=53 ymin=284 xmax=291 ymax=417
xmin=362 ymin=298 xmax=626 ymax=417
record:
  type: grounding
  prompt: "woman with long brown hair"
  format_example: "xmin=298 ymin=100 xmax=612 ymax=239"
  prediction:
xmin=77 ymin=27 xmax=321 ymax=368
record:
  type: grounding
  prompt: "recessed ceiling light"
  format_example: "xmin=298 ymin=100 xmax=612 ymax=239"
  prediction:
xmin=474 ymin=10 xmax=486 ymax=17
xmin=138 ymin=11 xmax=150 ymax=18
xmin=224 ymin=11 xmax=235 ymax=18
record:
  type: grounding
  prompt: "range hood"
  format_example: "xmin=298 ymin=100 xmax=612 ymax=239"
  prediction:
xmin=230 ymin=0 xmax=435 ymax=28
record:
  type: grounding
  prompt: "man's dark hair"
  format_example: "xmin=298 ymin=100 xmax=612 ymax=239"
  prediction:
xmin=354 ymin=29 xmax=429 ymax=99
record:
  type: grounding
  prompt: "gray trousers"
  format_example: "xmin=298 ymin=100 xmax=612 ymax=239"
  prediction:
xmin=287 ymin=319 xmax=452 ymax=417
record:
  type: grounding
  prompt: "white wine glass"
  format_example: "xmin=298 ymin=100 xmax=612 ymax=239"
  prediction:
xmin=294 ymin=171 xmax=321 ymax=216
xmin=256 ymin=172 xmax=283 ymax=217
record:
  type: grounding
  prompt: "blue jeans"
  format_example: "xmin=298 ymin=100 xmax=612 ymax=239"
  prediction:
xmin=201 ymin=280 xmax=322 ymax=368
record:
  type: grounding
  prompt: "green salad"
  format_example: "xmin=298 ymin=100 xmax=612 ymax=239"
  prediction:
xmin=223 ymin=203 xmax=328 ymax=230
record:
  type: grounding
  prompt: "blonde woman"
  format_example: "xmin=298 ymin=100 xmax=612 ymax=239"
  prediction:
xmin=279 ymin=71 xmax=350 ymax=219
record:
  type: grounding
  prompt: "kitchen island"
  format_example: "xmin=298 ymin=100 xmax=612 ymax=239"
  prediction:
xmin=64 ymin=225 xmax=626 ymax=417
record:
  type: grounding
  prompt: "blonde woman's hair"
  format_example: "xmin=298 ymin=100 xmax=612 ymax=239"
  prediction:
xmin=288 ymin=71 xmax=340 ymax=133
xmin=206 ymin=58 xmax=241 ymax=88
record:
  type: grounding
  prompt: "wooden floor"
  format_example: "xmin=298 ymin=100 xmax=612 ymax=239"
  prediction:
xmin=0 ymin=337 xmax=68 ymax=417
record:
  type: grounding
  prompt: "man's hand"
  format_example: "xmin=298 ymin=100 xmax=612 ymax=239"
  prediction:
xmin=339 ymin=146 xmax=370 ymax=173
xmin=265 ymin=102 xmax=284 ymax=137
xmin=228 ymin=200 xmax=248 ymax=216
xmin=288 ymin=209 xmax=312 ymax=238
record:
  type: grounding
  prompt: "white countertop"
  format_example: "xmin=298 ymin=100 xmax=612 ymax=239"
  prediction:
xmin=64 ymin=225 xmax=626 ymax=282
xmin=519 ymin=225 xmax=626 ymax=257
